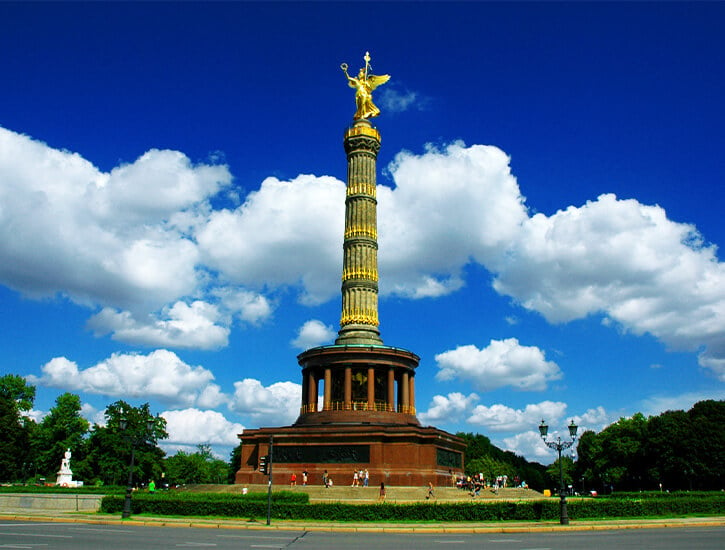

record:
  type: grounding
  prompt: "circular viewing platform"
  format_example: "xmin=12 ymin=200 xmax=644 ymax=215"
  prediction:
xmin=295 ymin=344 xmax=420 ymax=426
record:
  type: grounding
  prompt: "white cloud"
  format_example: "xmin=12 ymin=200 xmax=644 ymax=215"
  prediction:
xmin=502 ymin=431 xmax=557 ymax=464
xmin=161 ymin=408 xmax=243 ymax=446
xmin=640 ymin=390 xmax=725 ymax=417
xmin=490 ymin=193 xmax=725 ymax=377
xmin=87 ymin=301 xmax=230 ymax=349
xmin=467 ymin=401 xmax=568 ymax=432
xmin=29 ymin=350 xmax=226 ymax=409
xmin=80 ymin=403 xmax=106 ymax=427
xmin=21 ymin=409 xmax=46 ymax=423
xmin=229 ymin=378 xmax=301 ymax=427
xmin=435 ymin=338 xmax=563 ymax=392
xmin=212 ymin=287 xmax=273 ymax=325
xmin=0 ymin=127 xmax=230 ymax=311
xmin=418 ymin=392 xmax=479 ymax=425
xmin=378 ymin=88 xmax=423 ymax=113
xmin=379 ymin=142 xmax=528 ymax=298
xmin=291 ymin=320 xmax=336 ymax=350
xmin=197 ymin=174 xmax=345 ymax=305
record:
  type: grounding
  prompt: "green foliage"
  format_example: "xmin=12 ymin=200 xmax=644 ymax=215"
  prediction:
xmin=457 ymin=432 xmax=546 ymax=490
xmin=83 ymin=401 xmax=167 ymax=486
xmin=0 ymin=396 xmax=33 ymax=482
xmin=545 ymin=455 xmax=575 ymax=491
xmin=99 ymin=493 xmax=725 ymax=521
xmin=0 ymin=374 xmax=36 ymax=412
xmin=227 ymin=444 xmax=241 ymax=484
xmin=32 ymin=393 xmax=90 ymax=478
xmin=165 ymin=445 xmax=229 ymax=485
xmin=575 ymin=401 xmax=725 ymax=492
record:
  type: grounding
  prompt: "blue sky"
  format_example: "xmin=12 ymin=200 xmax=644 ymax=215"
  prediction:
xmin=1 ymin=2 xmax=724 ymax=464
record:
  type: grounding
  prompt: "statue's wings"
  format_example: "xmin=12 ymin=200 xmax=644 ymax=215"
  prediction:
xmin=367 ymin=74 xmax=390 ymax=90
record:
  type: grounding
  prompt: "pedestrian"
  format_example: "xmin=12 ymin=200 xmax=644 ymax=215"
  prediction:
xmin=352 ymin=470 xmax=359 ymax=487
xmin=425 ymin=481 xmax=435 ymax=500
xmin=323 ymin=470 xmax=329 ymax=488
xmin=290 ymin=473 xmax=297 ymax=487
xmin=148 ymin=480 xmax=156 ymax=493
xmin=378 ymin=482 xmax=386 ymax=502
xmin=302 ymin=471 xmax=308 ymax=486
xmin=363 ymin=469 xmax=369 ymax=487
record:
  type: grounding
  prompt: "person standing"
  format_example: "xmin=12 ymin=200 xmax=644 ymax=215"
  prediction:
xmin=323 ymin=470 xmax=329 ymax=488
xmin=290 ymin=473 xmax=297 ymax=487
xmin=425 ymin=481 xmax=435 ymax=500
xmin=378 ymin=482 xmax=386 ymax=502
xmin=363 ymin=469 xmax=369 ymax=487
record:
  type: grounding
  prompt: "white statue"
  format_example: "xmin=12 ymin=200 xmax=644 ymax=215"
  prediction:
xmin=55 ymin=448 xmax=74 ymax=486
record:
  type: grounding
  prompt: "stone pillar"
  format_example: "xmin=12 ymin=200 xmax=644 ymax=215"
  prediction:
xmin=344 ymin=366 xmax=352 ymax=410
xmin=387 ymin=368 xmax=395 ymax=412
xmin=336 ymin=119 xmax=383 ymax=345
xmin=307 ymin=370 xmax=317 ymax=412
xmin=367 ymin=366 xmax=375 ymax=410
xmin=401 ymin=371 xmax=410 ymax=412
xmin=324 ymin=368 xmax=332 ymax=410
xmin=409 ymin=375 xmax=415 ymax=413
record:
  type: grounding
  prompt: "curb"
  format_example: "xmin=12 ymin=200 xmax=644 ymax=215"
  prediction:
xmin=2 ymin=512 xmax=724 ymax=533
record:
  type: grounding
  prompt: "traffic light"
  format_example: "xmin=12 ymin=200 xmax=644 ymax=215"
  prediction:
xmin=258 ymin=455 xmax=269 ymax=475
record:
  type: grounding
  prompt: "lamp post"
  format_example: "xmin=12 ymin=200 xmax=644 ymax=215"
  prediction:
xmin=120 ymin=415 xmax=156 ymax=519
xmin=539 ymin=419 xmax=578 ymax=525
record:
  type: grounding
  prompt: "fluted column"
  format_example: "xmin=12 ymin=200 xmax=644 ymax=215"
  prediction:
xmin=409 ymin=375 xmax=415 ymax=413
xmin=367 ymin=367 xmax=375 ymax=409
xmin=387 ymin=368 xmax=395 ymax=412
xmin=307 ymin=370 xmax=317 ymax=412
xmin=401 ymin=371 xmax=410 ymax=411
xmin=336 ymin=119 xmax=383 ymax=345
xmin=344 ymin=366 xmax=352 ymax=410
xmin=324 ymin=368 xmax=332 ymax=410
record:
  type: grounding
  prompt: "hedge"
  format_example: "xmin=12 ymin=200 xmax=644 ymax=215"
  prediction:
xmin=100 ymin=494 xmax=725 ymax=522
xmin=0 ymin=485 xmax=125 ymax=494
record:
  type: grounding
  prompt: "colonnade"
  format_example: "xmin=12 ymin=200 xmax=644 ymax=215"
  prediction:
xmin=300 ymin=364 xmax=416 ymax=415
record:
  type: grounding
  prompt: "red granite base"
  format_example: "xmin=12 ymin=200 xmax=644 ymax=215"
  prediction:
xmin=234 ymin=423 xmax=465 ymax=488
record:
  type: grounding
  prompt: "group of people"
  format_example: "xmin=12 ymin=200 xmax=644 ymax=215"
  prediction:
xmin=351 ymin=468 xmax=370 ymax=487
xmin=455 ymin=473 xmax=528 ymax=497
xmin=289 ymin=470 xmax=309 ymax=487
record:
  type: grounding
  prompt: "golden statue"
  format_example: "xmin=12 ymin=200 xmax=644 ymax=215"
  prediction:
xmin=341 ymin=52 xmax=390 ymax=120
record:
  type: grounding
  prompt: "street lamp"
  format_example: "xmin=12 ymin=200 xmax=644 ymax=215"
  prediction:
xmin=120 ymin=415 xmax=156 ymax=519
xmin=539 ymin=419 xmax=578 ymax=525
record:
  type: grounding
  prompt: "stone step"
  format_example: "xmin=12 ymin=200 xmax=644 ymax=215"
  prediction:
xmin=188 ymin=484 xmax=543 ymax=503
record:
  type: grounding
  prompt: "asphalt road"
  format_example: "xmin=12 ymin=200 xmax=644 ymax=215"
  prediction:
xmin=0 ymin=521 xmax=724 ymax=549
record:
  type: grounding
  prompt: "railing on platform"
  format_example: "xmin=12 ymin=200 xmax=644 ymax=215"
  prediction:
xmin=299 ymin=401 xmax=416 ymax=415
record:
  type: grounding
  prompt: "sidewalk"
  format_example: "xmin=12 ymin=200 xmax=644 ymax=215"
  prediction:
xmin=2 ymin=509 xmax=724 ymax=533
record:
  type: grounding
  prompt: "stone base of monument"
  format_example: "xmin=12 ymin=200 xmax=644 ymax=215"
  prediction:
xmin=235 ymin=423 xmax=466 ymax=488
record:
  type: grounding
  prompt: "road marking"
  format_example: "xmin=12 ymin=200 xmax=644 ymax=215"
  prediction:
xmin=434 ymin=541 xmax=466 ymax=544
xmin=489 ymin=540 xmax=522 ymax=543
xmin=0 ymin=533 xmax=71 ymax=539
xmin=69 ymin=527 xmax=134 ymax=533
xmin=217 ymin=535 xmax=293 ymax=540
xmin=176 ymin=544 xmax=217 ymax=548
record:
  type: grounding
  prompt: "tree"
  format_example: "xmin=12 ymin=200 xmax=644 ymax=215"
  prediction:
xmin=84 ymin=401 xmax=167 ymax=486
xmin=545 ymin=455 xmax=576 ymax=494
xmin=32 ymin=393 xmax=90 ymax=478
xmin=0 ymin=375 xmax=36 ymax=482
xmin=0 ymin=374 xmax=36 ymax=412
xmin=227 ymin=443 xmax=241 ymax=484
xmin=165 ymin=445 xmax=228 ymax=485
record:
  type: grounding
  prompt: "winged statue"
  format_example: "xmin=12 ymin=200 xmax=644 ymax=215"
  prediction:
xmin=341 ymin=52 xmax=390 ymax=120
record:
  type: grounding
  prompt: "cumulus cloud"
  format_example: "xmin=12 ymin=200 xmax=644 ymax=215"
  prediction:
xmin=640 ymin=390 xmax=725 ymax=417
xmin=229 ymin=378 xmax=301 ymax=427
xmin=291 ymin=320 xmax=336 ymax=350
xmin=379 ymin=142 xmax=528 ymax=298
xmin=435 ymin=338 xmax=563 ymax=392
xmin=502 ymin=431 xmax=557 ymax=463
xmin=490 ymin=193 xmax=725 ymax=376
xmin=197 ymin=174 xmax=345 ymax=305
xmin=0 ymin=127 xmax=230 ymax=311
xmin=29 ymin=350 xmax=226 ymax=409
xmin=161 ymin=408 xmax=243 ymax=446
xmin=467 ymin=401 xmax=568 ymax=432
xmin=418 ymin=392 xmax=480 ymax=425
xmin=87 ymin=301 xmax=230 ymax=349
xmin=378 ymin=88 xmax=425 ymax=113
